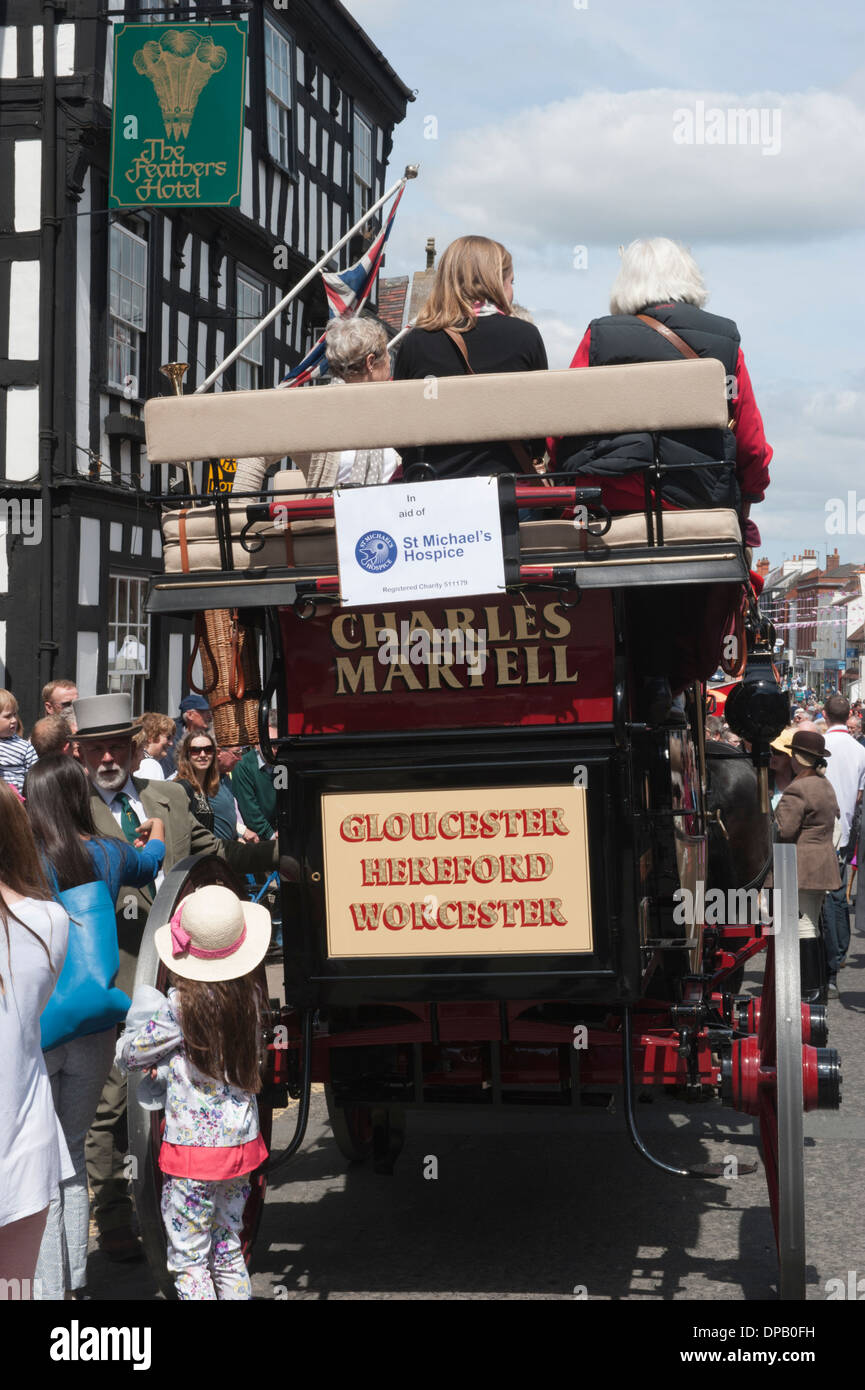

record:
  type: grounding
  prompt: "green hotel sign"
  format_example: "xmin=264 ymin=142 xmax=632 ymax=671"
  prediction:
xmin=109 ymin=22 xmax=247 ymax=208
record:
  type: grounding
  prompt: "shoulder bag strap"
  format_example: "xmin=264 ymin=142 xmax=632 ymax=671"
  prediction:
xmin=442 ymin=328 xmax=538 ymax=479
xmin=637 ymin=314 xmax=736 ymax=433
xmin=636 ymin=313 xmax=700 ymax=359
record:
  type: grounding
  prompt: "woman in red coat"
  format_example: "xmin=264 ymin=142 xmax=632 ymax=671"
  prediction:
xmin=555 ymin=239 xmax=773 ymax=724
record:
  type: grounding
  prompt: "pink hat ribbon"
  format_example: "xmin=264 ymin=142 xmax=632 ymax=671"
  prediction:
xmin=169 ymin=905 xmax=247 ymax=960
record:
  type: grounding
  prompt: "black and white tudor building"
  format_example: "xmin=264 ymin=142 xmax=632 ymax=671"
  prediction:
xmin=0 ymin=0 xmax=411 ymax=723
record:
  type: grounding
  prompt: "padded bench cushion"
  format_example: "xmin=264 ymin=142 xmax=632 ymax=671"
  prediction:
xmin=161 ymin=485 xmax=742 ymax=576
xmin=160 ymin=470 xmax=335 ymax=573
xmin=520 ymin=509 xmax=742 ymax=553
xmin=145 ymin=359 xmax=729 ymax=465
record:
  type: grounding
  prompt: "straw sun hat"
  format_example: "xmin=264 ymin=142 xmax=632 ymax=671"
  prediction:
xmin=769 ymin=727 xmax=795 ymax=756
xmin=154 ymin=884 xmax=271 ymax=982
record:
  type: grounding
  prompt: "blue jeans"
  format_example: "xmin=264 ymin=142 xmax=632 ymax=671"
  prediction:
xmin=821 ymin=855 xmax=850 ymax=979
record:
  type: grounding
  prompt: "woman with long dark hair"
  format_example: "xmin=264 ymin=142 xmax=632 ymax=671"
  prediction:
xmin=24 ymin=754 xmax=166 ymax=1300
xmin=174 ymin=729 xmax=247 ymax=843
xmin=174 ymin=728 xmax=219 ymax=832
xmin=0 ymin=779 xmax=71 ymax=1298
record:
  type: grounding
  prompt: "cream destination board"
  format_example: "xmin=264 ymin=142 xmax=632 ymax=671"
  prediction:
xmin=321 ymin=785 xmax=593 ymax=958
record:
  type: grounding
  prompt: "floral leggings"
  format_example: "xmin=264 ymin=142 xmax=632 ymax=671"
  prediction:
xmin=161 ymin=1175 xmax=252 ymax=1300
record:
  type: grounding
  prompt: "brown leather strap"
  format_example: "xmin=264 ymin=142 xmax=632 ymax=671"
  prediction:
xmin=637 ymin=313 xmax=736 ymax=430
xmin=229 ymin=611 xmax=245 ymax=701
xmin=187 ymin=613 xmax=219 ymax=696
xmin=442 ymin=328 xmax=538 ymax=478
xmin=178 ymin=509 xmax=190 ymax=573
xmin=443 ymin=327 xmax=474 ymax=372
xmin=636 ymin=314 xmax=699 ymax=359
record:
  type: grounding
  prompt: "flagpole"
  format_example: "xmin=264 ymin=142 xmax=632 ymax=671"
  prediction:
xmin=194 ymin=164 xmax=419 ymax=395
xmin=386 ymin=317 xmax=416 ymax=352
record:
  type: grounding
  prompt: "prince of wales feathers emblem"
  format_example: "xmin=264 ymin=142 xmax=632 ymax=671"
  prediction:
xmin=133 ymin=30 xmax=227 ymax=140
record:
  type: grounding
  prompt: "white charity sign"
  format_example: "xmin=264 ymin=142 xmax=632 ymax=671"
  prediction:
xmin=333 ymin=478 xmax=506 ymax=605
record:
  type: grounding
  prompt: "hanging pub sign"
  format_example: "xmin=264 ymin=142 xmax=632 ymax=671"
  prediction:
xmin=109 ymin=22 xmax=247 ymax=209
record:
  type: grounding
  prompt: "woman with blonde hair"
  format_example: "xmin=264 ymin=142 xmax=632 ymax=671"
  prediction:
xmin=393 ymin=235 xmax=547 ymax=479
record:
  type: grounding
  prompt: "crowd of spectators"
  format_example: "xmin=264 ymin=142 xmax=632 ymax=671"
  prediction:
xmin=0 ymin=680 xmax=279 ymax=1298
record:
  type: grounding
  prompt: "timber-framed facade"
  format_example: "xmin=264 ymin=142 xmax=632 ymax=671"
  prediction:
xmin=0 ymin=0 xmax=412 ymax=724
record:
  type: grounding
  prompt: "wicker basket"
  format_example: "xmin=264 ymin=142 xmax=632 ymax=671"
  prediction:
xmin=190 ymin=609 xmax=262 ymax=748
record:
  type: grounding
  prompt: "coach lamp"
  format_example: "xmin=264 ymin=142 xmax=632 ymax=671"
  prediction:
xmin=723 ymin=614 xmax=790 ymax=814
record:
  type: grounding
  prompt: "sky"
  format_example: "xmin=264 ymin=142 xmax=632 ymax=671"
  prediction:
xmin=348 ymin=0 xmax=864 ymax=571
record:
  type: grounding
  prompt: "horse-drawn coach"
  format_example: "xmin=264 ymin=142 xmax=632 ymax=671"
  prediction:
xmin=133 ymin=354 xmax=840 ymax=1301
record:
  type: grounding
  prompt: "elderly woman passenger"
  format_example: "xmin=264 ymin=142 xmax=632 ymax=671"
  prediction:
xmin=554 ymin=239 xmax=773 ymax=725
xmin=304 ymin=317 xmax=400 ymax=488
xmin=232 ymin=316 xmax=398 ymax=494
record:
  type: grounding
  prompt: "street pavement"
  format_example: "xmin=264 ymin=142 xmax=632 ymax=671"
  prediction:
xmin=85 ymin=934 xmax=865 ymax=1302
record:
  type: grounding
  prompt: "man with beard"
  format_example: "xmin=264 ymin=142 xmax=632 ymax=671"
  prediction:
xmin=73 ymin=694 xmax=277 ymax=1261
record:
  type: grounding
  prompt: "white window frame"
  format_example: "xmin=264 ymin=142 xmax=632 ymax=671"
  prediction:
xmin=235 ymin=271 xmax=264 ymax=391
xmin=265 ymin=19 xmax=294 ymax=171
xmin=107 ymin=572 xmax=151 ymax=715
xmin=108 ymin=223 xmax=148 ymax=394
xmin=353 ymin=110 xmax=373 ymax=226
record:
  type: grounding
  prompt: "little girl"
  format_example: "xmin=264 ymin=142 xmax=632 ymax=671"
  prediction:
xmin=117 ymin=883 xmax=271 ymax=1300
xmin=0 ymin=689 xmax=37 ymax=793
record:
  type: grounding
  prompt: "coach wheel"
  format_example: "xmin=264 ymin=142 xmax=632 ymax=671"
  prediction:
xmin=324 ymin=1089 xmax=373 ymax=1163
xmin=128 ymin=853 xmax=273 ymax=1300
xmin=756 ymin=898 xmax=806 ymax=1300
xmin=325 ymin=1087 xmax=407 ymax=1171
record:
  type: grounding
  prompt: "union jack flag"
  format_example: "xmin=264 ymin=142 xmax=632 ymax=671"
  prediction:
xmin=281 ymin=183 xmax=406 ymax=388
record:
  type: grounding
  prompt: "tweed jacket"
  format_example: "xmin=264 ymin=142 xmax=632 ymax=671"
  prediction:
xmin=774 ymin=772 xmax=841 ymax=893
xmin=89 ymin=776 xmax=277 ymax=993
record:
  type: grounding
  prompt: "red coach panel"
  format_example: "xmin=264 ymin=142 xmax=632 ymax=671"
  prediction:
xmin=279 ymin=588 xmax=614 ymax=734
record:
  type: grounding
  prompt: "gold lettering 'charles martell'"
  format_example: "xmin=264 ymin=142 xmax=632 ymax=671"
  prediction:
xmin=331 ymin=602 xmax=579 ymax=696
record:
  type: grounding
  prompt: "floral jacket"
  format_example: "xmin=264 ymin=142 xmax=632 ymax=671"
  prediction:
xmin=116 ymin=987 xmax=260 ymax=1148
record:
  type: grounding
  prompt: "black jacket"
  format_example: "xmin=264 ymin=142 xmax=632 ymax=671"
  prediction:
xmin=393 ymin=314 xmax=548 ymax=478
xmin=559 ymin=302 xmax=740 ymax=510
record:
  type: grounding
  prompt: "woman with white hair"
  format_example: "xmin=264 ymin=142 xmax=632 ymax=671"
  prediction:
xmin=556 ymin=238 xmax=773 ymax=724
xmin=559 ymin=237 xmax=771 ymax=520
xmin=304 ymin=316 xmax=399 ymax=488
xmin=232 ymin=316 xmax=398 ymax=495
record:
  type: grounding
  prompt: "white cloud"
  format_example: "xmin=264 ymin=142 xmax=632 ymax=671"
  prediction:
xmin=343 ymin=0 xmax=405 ymax=30
xmin=532 ymin=315 xmax=583 ymax=371
xmin=432 ymin=88 xmax=865 ymax=246
xmin=803 ymin=389 xmax=865 ymax=437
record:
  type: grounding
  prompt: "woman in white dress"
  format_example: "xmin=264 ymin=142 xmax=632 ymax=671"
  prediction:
xmin=0 ymin=779 xmax=72 ymax=1297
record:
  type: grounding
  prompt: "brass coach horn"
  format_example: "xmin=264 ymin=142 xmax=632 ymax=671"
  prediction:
xmin=160 ymin=361 xmax=195 ymax=496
